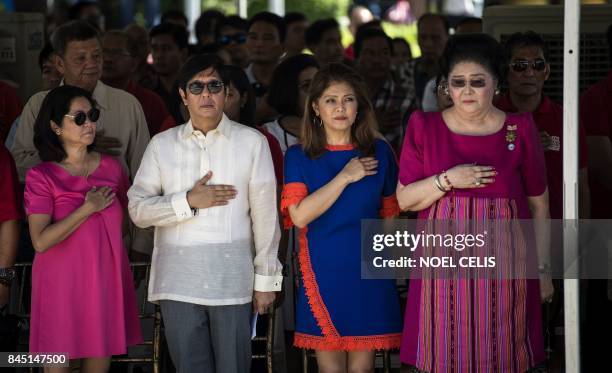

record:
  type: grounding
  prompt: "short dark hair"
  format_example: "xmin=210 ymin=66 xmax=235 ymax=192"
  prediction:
xmin=225 ymin=65 xmax=256 ymax=127
xmin=216 ymin=15 xmax=248 ymax=42
xmin=103 ymin=29 xmax=138 ymax=56
xmin=504 ymin=31 xmax=549 ymax=62
xmin=68 ymin=1 xmax=99 ymax=20
xmin=51 ymin=20 xmax=100 ymax=57
xmin=176 ymin=54 xmax=229 ymax=92
xmin=418 ymin=13 xmax=449 ymax=35
xmin=392 ymin=37 xmax=411 ymax=56
xmin=356 ymin=19 xmax=382 ymax=34
xmin=161 ymin=9 xmax=188 ymax=25
xmin=38 ymin=43 xmax=55 ymax=70
xmin=284 ymin=12 xmax=307 ymax=27
xmin=305 ymin=18 xmax=339 ymax=47
xmin=248 ymin=11 xmax=287 ymax=43
xmin=455 ymin=17 xmax=482 ymax=32
xmin=354 ymin=28 xmax=393 ymax=58
xmin=441 ymin=33 xmax=504 ymax=82
xmin=218 ymin=15 xmax=248 ymax=32
xmin=195 ymin=9 xmax=225 ymax=40
xmin=68 ymin=1 xmax=103 ymax=31
xmin=149 ymin=22 xmax=189 ymax=50
xmin=33 ymin=85 xmax=97 ymax=162
xmin=267 ymin=54 xmax=319 ymax=117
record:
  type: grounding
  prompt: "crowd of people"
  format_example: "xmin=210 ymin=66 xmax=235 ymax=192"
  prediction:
xmin=0 ymin=1 xmax=611 ymax=372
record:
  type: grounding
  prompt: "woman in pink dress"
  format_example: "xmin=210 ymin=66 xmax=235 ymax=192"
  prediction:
xmin=24 ymin=85 xmax=142 ymax=372
xmin=397 ymin=34 xmax=554 ymax=372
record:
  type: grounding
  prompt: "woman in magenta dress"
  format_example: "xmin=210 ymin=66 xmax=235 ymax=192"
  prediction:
xmin=24 ymin=86 xmax=142 ymax=372
xmin=397 ymin=34 xmax=553 ymax=372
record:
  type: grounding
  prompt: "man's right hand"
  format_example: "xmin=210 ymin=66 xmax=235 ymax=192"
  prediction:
xmin=186 ymin=171 xmax=237 ymax=209
xmin=94 ymin=130 xmax=123 ymax=156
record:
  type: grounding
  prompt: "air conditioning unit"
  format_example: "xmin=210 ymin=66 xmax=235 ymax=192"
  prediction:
xmin=0 ymin=12 xmax=45 ymax=102
xmin=483 ymin=5 xmax=611 ymax=103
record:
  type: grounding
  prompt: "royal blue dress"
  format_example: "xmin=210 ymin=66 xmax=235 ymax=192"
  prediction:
xmin=281 ymin=139 xmax=402 ymax=351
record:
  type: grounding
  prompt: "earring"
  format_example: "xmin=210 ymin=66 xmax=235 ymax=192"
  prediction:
xmin=55 ymin=130 xmax=62 ymax=136
xmin=313 ymin=115 xmax=322 ymax=127
xmin=494 ymin=87 xmax=501 ymax=96
xmin=443 ymin=86 xmax=449 ymax=97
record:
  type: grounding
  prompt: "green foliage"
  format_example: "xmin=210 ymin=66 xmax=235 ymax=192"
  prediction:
xmin=382 ymin=22 xmax=420 ymax=57
xmin=201 ymin=0 xmax=237 ymax=14
xmin=341 ymin=22 xmax=420 ymax=58
xmin=247 ymin=0 xmax=350 ymax=20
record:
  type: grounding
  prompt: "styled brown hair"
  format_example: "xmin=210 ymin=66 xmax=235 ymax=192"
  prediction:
xmin=302 ymin=63 xmax=377 ymax=159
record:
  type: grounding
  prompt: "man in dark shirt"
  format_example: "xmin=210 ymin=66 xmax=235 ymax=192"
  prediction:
xmin=148 ymin=23 xmax=189 ymax=123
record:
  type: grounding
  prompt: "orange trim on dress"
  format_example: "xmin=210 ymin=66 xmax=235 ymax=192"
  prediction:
xmin=325 ymin=144 xmax=355 ymax=151
xmin=380 ymin=194 xmax=400 ymax=218
xmin=280 ymin=182 xmax=308 ymax=228
xmin=297 ymin=228 xmax=401 ymax=351
xmin=294 ymin=332 xmax=402 ymax=351
xmin=298 ymin=228 xmax=340 ymax=338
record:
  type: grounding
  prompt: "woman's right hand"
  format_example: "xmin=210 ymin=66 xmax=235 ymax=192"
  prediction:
xmin=445 ymin=164 xmax=497 ymax=189
xmin=84 ymin=186 xmax=115 ymax=213
xmin=340 ymin=157 xmax=378 ymax=184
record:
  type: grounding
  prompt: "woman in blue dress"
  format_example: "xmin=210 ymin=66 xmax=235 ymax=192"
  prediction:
xmin=281 ymin=63 xmax=402 ymax=372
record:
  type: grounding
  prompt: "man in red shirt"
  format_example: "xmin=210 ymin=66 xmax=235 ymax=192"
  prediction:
xmin=580 ymin=24 xmax=612 ymax=219
xmin=0 ymin=81 xmax=22 ymax=143
xmin=0 ymin=145 xmax=21 ymax=307
xmin=497 ymin=31 xmax=590 ymax=219
xmin=102 ymin=29 xmax=169 ymax=136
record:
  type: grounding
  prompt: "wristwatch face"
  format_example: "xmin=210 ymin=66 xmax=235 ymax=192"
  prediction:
xmin=0 ymin=267 xmax=16 ymax=280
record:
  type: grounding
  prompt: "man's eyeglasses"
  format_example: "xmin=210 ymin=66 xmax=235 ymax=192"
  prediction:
xmin=64 ymin=108 xmax=100 ymax=126
xmin=509 ymin=59 xmax=547 ymax=73
xmin=187 ymin=80 xmax=225 ymax=95
xmin=218 ymin=34 xmax=247 ymax=46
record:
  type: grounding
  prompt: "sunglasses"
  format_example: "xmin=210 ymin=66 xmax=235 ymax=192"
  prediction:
xmin=509 ymin=59 xmax=547 ymax=72
xmin=218 ymin=33 xmax=247 ymax=45
xmin=187 ymin=80 xmax=225 ymax=95
xmin=64 ymin=108 xmax=100 ymax=126
xmin=449 ymin=78 xmax=487 ymax=89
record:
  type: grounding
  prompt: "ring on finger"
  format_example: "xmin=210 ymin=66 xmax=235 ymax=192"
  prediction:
xmin=474 ymin=178 xmax=482 ymax=186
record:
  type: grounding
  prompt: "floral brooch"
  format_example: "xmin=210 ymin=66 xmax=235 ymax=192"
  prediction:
xmin=506 ymin=124 xmax=517 ymax=151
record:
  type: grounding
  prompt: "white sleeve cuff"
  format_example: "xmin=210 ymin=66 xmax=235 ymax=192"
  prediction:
xmin=171 ymin=191 xmax=193 ymax=222
xmin=254 ymin=273 xmax=283 ymax=292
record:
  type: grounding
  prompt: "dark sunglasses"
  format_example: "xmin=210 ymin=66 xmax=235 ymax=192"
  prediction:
xmin=64 ymin=108 xmax=100 ymax=126
xmin=218 ymin=33 xmax=247 ymax=45
xmin=449 ymin=78 xmax=487 ymax=89
xmin=509 ymin=59 xmax=547 ymax=72
xmin=188 ymin=80 xmax=225 ymax=95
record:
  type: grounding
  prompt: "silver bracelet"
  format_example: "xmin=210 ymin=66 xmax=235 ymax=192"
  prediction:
xmin=434 ymin=174 xmax=447 ymax=193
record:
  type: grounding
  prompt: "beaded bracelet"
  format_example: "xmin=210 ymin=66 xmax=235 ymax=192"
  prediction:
xmin=442 ymin=170 xmax=453 ymax=190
